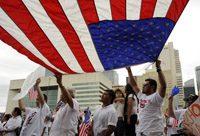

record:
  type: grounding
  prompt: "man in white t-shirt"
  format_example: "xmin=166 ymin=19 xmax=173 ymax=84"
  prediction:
xmin=49 ymin=74 xmax=79 ymax=136
xmin=19 ymin=78 xmax=50 ymax=136
xmin=1 ymin=107 xmax=22 ymax=136
xmin=90 ymin=89 xmax=117 ymax=136
xmin=168 ymin=94 xmax=198 ymax=136
xmin=126 ymin=59 xmax=167 ymax=136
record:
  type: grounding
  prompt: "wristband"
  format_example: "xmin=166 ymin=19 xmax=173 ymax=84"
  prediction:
xmin=156 ymin=67 xmax=162 ymax=72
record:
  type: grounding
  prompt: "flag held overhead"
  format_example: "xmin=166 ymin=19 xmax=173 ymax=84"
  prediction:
xmin=0 ymin=0 xmax=189 ymax=74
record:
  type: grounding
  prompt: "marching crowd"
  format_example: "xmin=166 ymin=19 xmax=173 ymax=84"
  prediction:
xmin=0 ymin=59 xmax=198 ymax=136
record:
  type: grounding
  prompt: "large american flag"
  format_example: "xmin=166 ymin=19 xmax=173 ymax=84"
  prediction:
xmin=0 ymin=0 xmax=188 ymax=74
xmin=79 ymin=110 xmax=91 ymax=136
xmin=29 ymin=85 xmax=38 ymax=100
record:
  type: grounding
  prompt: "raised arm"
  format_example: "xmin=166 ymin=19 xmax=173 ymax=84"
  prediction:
xmin=36 ymin=78 xmax=45 ymax=107
xmin=55 ymin=74 xmax=73 ymax=109
xmin=168 ymin=96 xmax=175 ymax=118
xmin=126 ymin=67 xmax=140 ymax=95
xmin=156 ymin=59 xmax=167 ymax=98
xmin=18 ymin=89 xmax=25 ymax=112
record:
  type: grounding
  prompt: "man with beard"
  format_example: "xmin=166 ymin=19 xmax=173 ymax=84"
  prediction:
xmin=126 ymin=59 xmax=167 ymax=136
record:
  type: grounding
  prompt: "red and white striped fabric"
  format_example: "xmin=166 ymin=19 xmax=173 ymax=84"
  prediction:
xmin=172 ymin=118 xmax=179 ymax=128
xmin=79 ymin=110 xmax=90 ymax=136
xmin=0 ymin=0 xmax=189 ymax=74
xmin=29 ymin=85 xmax=38 ymax=100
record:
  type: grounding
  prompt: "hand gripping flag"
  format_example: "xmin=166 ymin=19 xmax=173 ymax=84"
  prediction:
xmin=0 ymin=0 xmax=189 ymax=74
xmin=79 ymin=110 xmax=91 ymax=136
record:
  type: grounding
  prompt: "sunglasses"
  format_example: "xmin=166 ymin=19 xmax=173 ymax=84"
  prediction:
xmin=143 ymin=83 xmax=149 ymax=87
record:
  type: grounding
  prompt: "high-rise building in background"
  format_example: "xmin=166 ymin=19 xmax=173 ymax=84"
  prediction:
xmin=127 ymin=42 xmax=185 ymax=111
xmin=5 ymin=71 xmax=112 ymax=114
xmin=102 ymin=71 xmax=119 ymax=84
xmin=184 ymin=79 xmax=196 ymax=102
xmin=195 ymin=66 xmax=200 ymax=92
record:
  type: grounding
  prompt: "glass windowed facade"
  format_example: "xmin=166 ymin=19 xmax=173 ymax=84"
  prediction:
xmin=23 ymin=86 xmax=58 ymax=110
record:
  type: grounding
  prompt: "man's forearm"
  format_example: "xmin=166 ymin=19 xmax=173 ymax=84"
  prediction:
xmin=157 ymin=70 xmax=167 ymax=98
xmin=19 ymin=99 xmax=25 ymax=112
xmin=102 ymin=126 xmax=115 ymax=136
xmin=168 ymin=99 xmax=175 ymax=118
xmin=36 ymin=83 xmax=45 ymax=106
xmin=59 ymin=84 xmax=73 ymax=109
xmin=126 ymin=67 xmax=140 ymax=95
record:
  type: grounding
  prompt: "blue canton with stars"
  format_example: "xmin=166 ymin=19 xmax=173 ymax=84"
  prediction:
xmin=88 ymin=18 xmax=175 ymax=70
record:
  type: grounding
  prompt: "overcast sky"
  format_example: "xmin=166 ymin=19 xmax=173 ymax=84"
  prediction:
xmin=0 ymin=0 xmax=200 ymax=112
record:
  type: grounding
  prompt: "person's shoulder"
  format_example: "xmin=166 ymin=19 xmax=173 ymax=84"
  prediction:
xmin=108 ymin=104 xmax=117 ymax=111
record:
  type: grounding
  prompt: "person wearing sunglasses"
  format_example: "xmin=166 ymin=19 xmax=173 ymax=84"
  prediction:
xmin=126 ymin=59 xmax=167 ymax=136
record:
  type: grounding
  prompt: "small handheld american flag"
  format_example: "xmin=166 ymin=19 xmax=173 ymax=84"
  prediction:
xmin=29 ymin=85 xmax=38 ymax=100
xmin=79 ymin=110 xmax=91 ymax=136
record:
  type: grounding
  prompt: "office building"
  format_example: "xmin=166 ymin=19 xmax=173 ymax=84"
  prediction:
xmin=195 ymin=66 xmax=200 ymax=92
xmin=184 ymin=79 xmax=196 ymax=101
xmin=102 ymin=70 xmax=119 ymax=85
xmin=5 ymin=72 xmax=112 ymax=114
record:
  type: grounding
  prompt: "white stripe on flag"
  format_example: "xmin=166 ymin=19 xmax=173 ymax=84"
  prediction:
xmin=59 ymin=0 xmax=104 ymax=71
xmin=94 ymin=0 xmax=112 ymax=21
xmin=0 ymin=8 xmax=65 ymax=74
xmin=126 ymin=0 xmax=142 ymax=20
xmin=22 ymin=0 xmax=84 ymax=73
xmin=153 ymin=0 xmax=173 ymax=17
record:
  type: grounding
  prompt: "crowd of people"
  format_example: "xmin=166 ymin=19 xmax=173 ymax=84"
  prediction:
xmin=0 ymin=59 xmax=199 ymax=136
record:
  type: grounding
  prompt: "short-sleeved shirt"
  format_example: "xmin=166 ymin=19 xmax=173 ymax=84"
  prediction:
xmin=113 ymin=101 xmax=124 ymax=117
xmin=92 ymin=104 xmax=117 ymax=136
xmin=167 ymin=117 xmax=177 ymax=136
xmin=20 ymin=103 xmax=50 ymax=136
xmin=49 ymin=99 xmax=79 ymax=136
xmin=124 ymin=94 xmax=138 ymax=115
xmin=137 ymin=91 xmax=164 ymax=133
xmin=174 ymin=109 xmax=187 ymax=130
xmin=3 ymin=116 xmax=22 ymax=136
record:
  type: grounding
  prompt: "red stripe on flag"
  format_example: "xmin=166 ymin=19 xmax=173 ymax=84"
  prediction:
xmin=78 ymin=0 xmax=99 ymax=25
xmin=172 ymin=118 xmax=178 ymax=128
xmin=29 ymin=86 xmax=38 ymax=100
xmin=140 ymin=0 xmax=157 ymax=20
xmin=166 ymin=0 xmax=189 ymax=22
xmin=0 ymin=27 xmax=59 ymax=74
xmin=1 ymin=1 xmax=76 ymax=74
xmin=79 ymin=120 xmax=90 ymax=136
xmin=110 ymin=0 xmax=126 ymax=20
xmin=40 ymin=0 xmax=95 ymax=72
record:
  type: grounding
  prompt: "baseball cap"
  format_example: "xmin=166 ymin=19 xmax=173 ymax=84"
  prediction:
xmin=183 ymin=94 xmax=199 ymax=104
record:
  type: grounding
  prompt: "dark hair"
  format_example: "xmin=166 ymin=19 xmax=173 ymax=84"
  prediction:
xmin=124 ymin=83 xmax=139 ymax=113
xmin=4 ymin=114 xmax=12 ymax=121
xmin=43 ymin=94 xmax=47 ymax=102
xmin=145 ymin=78 xmax=157 ymax=92
xmin=105 ymin=89 xmax=116 ymax=104
xmin=14 ymin=107 xmax=21 ymax=116
xmin=115 ymin=89 xmax=124 ymax=98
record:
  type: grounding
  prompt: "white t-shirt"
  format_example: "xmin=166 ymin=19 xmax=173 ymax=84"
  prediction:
xmin=49 ymin=99 xmax=79 ymax=136
xmin=20 ymin=103 xmax=50 ymax=136
xmin=167 ymin=117 xmax=177 ymax=136
xmin=92 ymin=104 xmax=117 ymax=136
xmin=0 ymin=122 xmax=6 ymax=131
xmin=124 ymin=94 xmax=138 ymax=115
xmin=137 ymin=91 xmax=164 ymax=134
xmin=3 ymin=116 xmax=22 ymax=136
xmin=174 ymin=109 xmax=187 ymax=130
xmin=113 ymin=101 xmax=124 ymax=117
